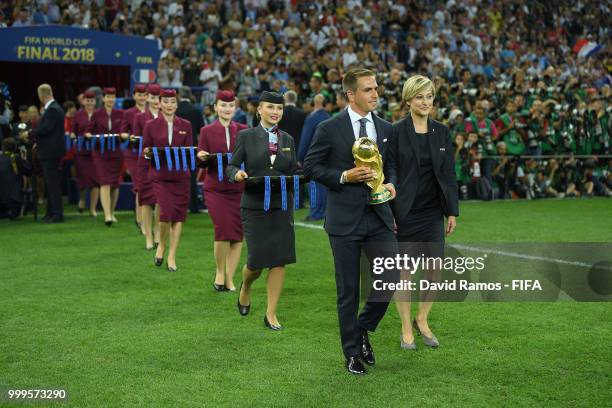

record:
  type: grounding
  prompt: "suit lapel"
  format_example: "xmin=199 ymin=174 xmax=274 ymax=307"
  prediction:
xmin=405 ymin=115 xmax=420 ymax=168
xmin=428 ymin=118 xmax=439 ymax=172
xmin=256 ymin=125 xmax=271 ymax=164
xmin=338 ymin=110 xmax=356 ymax=149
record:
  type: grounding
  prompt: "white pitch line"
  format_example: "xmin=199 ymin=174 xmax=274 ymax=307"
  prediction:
xmin=451 ymin=244 xmax=612 ymax=271
xmin=294 ymin=222 xmax=610 ymax=271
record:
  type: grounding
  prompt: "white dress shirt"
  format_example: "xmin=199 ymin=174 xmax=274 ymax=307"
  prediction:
xmin=167 ymin=121 xmax=173 ymax=145
xmin=347 ymin=105 xmax=377 ymax=143
xmin=43 ymin=99 xmax=55 ymax=111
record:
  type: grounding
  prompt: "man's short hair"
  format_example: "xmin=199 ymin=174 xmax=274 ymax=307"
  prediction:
xmin=37 ymin=84 xmax=53 ymax=98
xmin=178 ymin=86 xmax=193 ymax=101
xmin=342 ymin=68 xmax=376 ymax=94
xmin=284 ymin=90 xmax=298 ymax=104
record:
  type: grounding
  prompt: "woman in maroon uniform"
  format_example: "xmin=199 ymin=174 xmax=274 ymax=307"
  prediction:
xmin=197 ymin=90 xmax=247 ymax=291
xmin=85 ymin=87 xmax=124 ymax=226
xmin=120 ymin=84 xmax=148 ymax=231
xmin=71 ymin=90 xmax=99 ymax=217
xmin=142 ymin=89 xmax=192 ymax=271
xmin=134 ymin=84 xmax=161 ymax=250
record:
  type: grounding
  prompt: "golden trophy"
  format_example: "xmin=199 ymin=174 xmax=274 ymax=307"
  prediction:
xmin=352 ymin=137 xmax=393 ymax=205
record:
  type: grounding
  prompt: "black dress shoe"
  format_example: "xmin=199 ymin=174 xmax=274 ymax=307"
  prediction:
xmin=360 ymin=331 xmax=375 ymax=366
xmin=237 ymin=283 xmax=250 ymax=316
xmin=346 ymin=355 xmax=367 ymax=375
xmin=264 ymin=316 xmax=282 ymax=331
xmin=213 ymin=282 xmax=225 ymax=291
xmin=237 ymin=299 xmax=250 ymax=316
xmin=154 ymin=257 xmax=163 ymax=267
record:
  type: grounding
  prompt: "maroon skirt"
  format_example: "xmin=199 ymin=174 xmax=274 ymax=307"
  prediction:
xmin=123 ymin=149 xmax=140 ymax=192
xmin=92 ymin=149 xmax=124 ymax=188
xmin=137 ymin=160 xmax=155 ymax=206
xmin=74 ymin=154 xmax=99 ymax=189
xmin=154 ymin=177 xmax=190 ymax=222
xmin=205 ymin=190 xmax=243 ymax=241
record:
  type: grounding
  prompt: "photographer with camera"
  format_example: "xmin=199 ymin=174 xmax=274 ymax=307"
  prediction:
xmin=0 ymin=137 xmax=31 ymax=219
xmin=453 ymin=132 xmax=472 ymax=200
xmin=465 ymin=101 xmax=498 ymax=182
xmin=0 ymin=87 xmax=13 ymax=144
xmin=496 ymin=100 xmax=525 ymax=156
xmin=585 ymin=97 xmax=610 ymax=155
xmin=525 ymin=100 xmax=545 ymax=157
xmin=540 ymin=100 xmax=562 ymax=155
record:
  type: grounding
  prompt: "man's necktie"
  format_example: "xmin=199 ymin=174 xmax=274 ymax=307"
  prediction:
xmin=359 ymin=118 xmax=368 ymax=139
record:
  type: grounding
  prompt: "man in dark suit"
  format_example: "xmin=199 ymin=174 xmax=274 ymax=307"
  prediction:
xmin=278 ymin=90 xmax=306 ymax=152
xmin=176 ymin=86 xmax=204 ymax=213
xmin=304 ymin=68 xmax=397 ymax=375
xmin=298 ymin=94 xmax=330 ymax=221
xmin=29 ymin=84 xmax=65 ymax=223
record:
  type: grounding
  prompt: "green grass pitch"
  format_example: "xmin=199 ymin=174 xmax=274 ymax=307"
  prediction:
xmin=1 ymin=198 xmax=611 ymax=407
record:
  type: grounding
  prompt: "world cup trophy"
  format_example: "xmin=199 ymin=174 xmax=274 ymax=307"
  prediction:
xmin=352 ymin=137 xmax=393 ymax=205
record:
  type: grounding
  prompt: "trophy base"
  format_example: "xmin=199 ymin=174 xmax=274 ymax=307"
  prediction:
xmin=368 ymin=189 xmax=393 ymax=205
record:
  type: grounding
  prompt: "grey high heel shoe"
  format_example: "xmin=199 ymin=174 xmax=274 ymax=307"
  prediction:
xmin=413 ymin=319 xmax=439 ymax=348
xmin=400 ymin=335 xmax=417 ymax=350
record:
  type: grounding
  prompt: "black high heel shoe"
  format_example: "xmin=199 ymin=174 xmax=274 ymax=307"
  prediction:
xmin=154 ymin=256 xmax=163 ymax=267
xmin=213 ymin=282 xmax=225 ymax=291
xmin=105 ymin=219 xmax=113 ymax=227
xmin=237 ymin=282 xmax=250 ymax=316
xmin=264 ymin=316 xmax=282 ymax=331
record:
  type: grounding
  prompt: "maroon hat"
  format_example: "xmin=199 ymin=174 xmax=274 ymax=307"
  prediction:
xmin=83 ymin=90 xmax=95 ymax=99
xmin=134 ymin=84 xmax=147 ymax=93
xmin=103 ymin=87 xmax=116 ymax=95
xmin=147 ymin=84 xmax=161 ymax=96
xmin=216 ymin=89 xmax=235 ymax=102
xmin=160 ymin=89 xmax=177 ymax=98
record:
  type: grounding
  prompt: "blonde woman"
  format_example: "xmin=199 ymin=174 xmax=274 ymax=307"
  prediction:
xmin=384 ymin=75 xmax=459 ymax=349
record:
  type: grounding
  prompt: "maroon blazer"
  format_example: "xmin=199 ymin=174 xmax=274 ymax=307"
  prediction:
xmin=133 ymin=110 xmax=157 ymax=137
xmin=198 ymin=120 xmax=247 ymax=193
xmin=143 ymin=115 xmax=193 ymax=181
xmin=120 ymin=106 xmax=145 ymax=135
xmin=87 ymin=107 xmax=123 ymax=135
xmin=72 ymin=109 xmax=93 ymax=156
xmin=87 ymin=107 xmax=124 ymax=158
xmin=135 ymin=110 xmax=158 ymax=176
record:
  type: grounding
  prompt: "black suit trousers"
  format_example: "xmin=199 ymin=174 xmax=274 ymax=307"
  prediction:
xmin=40 ymin=158 xmax=63 ymax=219
xmin=328 ymin=209 xmax=397 ymax=358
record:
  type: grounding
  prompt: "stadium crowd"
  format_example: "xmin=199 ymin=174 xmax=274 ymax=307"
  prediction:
xmin=1 ymin=0 xmax=610 ymax=218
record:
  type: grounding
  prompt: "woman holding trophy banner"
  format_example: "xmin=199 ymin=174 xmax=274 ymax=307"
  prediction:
xmin=226 ymin=91 xmax=297 ymax=331
xmin=142 ymin=89 xmax=193 ymax=272
xmin=384 ymin=75 xmax=459 ymax=350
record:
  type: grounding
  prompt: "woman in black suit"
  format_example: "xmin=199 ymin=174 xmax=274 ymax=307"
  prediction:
xmin=226 ymin=91 xmax=297 ymax=331
xmin=384 ymin=75 xmax=459 ymax=349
